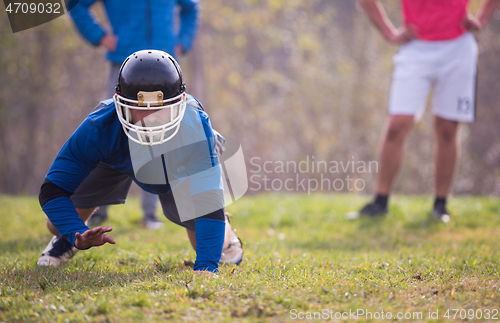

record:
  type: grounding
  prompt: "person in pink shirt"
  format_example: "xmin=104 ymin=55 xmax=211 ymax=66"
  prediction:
xmin=352 ymin=0 xmax=499 ymax=221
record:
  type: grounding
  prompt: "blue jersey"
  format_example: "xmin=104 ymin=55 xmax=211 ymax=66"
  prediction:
xmin=47 ymin=95 xmax=219 ymax=194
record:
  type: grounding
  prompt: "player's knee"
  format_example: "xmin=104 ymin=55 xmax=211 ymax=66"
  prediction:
xmin=386 ymin=118 xmax=412 ymax=142
xmin=436 ymin=123 xmax=458 ymax=143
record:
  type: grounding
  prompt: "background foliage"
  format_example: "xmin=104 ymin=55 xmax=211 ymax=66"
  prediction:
xmin=0 ymin=0 xmax=499 ymax=195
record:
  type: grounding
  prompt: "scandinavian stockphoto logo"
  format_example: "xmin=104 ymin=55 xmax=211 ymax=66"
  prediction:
xmin=127 ymin=107 xmax=248 ymax=222
xmin=3 ymin=0 xmax=78 ymax=33
xmin=249 ymin=156 xmax=378 ymax=194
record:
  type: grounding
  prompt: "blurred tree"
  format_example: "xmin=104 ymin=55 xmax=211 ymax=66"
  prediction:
xmin=0 ymin=0 xmax=499 ymax=196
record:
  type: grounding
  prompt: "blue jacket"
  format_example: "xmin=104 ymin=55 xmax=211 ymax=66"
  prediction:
xmin=68 ymin=0 xmax=200 ymax=63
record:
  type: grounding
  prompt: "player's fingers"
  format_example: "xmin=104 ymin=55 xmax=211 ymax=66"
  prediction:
xmin=403 ymin=30 xmax=415 ymax=40
xmin=400 ymin=34 xmax=412 ymax=44
xmin=406 ymin=24 xmax=419 ymax=36
xmin=76 ymin=232 xmax=82 ymax=241
xmin=104 ymin=235 xmax=116 ymax=244
xmin=93 ymin=228 xmax=109 ymax=239
xmin=100 ymin=226 xmax=113 ymax=233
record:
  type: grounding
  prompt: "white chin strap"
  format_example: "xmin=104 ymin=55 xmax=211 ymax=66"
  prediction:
xmin=114 ymin=92 xmax=187 ymax=146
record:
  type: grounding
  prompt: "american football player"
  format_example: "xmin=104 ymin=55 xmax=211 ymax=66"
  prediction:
xmin=37 ymin=50 xmax=243 ymax=272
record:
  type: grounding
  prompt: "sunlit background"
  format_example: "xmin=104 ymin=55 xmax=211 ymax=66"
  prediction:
xmin=1 ymin=0 xmax=499 ymax=196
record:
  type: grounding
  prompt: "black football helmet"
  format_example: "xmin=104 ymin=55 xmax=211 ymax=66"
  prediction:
xmin=114 ymin=50 xmax=187 ymax=145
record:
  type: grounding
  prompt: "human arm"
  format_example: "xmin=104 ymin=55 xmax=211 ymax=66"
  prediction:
xmin=174 ymin=160 xmax=225 ymax=273
xmin=176 ymin=0 xmax=200 ymax=54
xmin=193 ymin=209 xmax=225 ymax=273
xmin=358 ymin=0 xmax=417 ymax=44
xmin=39 ymin=119 xmax=113 ymax=248
xmin=39 ymin=179 xmax=90 ymax=247
xmin=165 ymin=106 xmax=225 ymax=272
xmin=67 ymin=0 xmax=109 ymax=47
xmin=40 ymin=178 xmax=115 ymax=249
xmin=463 ymin=0 xmax=500 ymax=31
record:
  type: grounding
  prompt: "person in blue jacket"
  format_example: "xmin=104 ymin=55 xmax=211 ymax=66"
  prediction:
xmin=67 ymin=0 xmax=200 ymax=229
xmin=37 ymin=50 xmax=243 ymax=272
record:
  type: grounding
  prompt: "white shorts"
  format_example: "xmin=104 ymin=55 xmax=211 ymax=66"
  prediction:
xmin=388 ymin=32 xmax=478 ymax=122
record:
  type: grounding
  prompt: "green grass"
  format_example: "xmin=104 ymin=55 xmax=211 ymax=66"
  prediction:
xmin=0 ymin=194 xmax=499 ymax=322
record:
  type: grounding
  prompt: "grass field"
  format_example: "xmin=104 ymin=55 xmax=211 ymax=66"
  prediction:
xmin=0 ymin=194 xmax=499 ymax=322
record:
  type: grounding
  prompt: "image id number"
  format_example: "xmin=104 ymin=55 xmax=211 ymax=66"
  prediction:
xmin=444 ymin=308 xmax=498 ymax=320
xmin=6 ymin=2 xmax=61 ymax=14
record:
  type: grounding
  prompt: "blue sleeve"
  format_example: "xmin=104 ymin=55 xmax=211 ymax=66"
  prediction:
xmin=43 ymin=118 xmax=104 ymax=246
xmin=177 ymin=0 xmax=200 ymax=53
xmin=42 ymin=197 xmax=89 ymax=247
xmin=68 ymin=0 xmax=106 ymax=46
xmin=46 ymin=119 xmax=104 ymax=192
xmin=193 ymin=218 xmax=225 ymax=273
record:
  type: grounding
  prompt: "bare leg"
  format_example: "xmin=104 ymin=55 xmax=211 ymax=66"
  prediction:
xmin=434 ymin=116 xmax=459 ymax=198
xmin=376 ymin=115 xmax=414 ymax=195
xmin=186 ymin=228 xmax=196 ymax=249
xmin=46 ymin=207 xmax=98 ymax=236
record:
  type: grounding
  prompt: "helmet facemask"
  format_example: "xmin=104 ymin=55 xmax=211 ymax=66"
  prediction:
xmin=114 ymin=91 xmax=187 ymax=146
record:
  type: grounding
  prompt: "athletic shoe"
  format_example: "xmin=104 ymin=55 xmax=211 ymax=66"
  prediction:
xmin=37 ymin=236 xmax=78 ymax=267
xmin=432 ymin=204 xmax=451 ymax=223
xmin=141 ymin=217 xmax=164 ymax=230
xmin=220 ymin=212 xmax=243 ymax=265
xmin=87 ymin=209 xmax=108 ymax=227
xmin=346 ymin=202 xmax=388 ymax=220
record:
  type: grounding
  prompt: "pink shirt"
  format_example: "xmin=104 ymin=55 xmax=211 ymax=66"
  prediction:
xmin=402 ymin=0 xmax=469 ymax=41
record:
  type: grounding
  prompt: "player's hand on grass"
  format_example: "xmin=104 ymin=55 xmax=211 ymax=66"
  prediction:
xmin=462 ymin=12 xmax=483 ymax=31
xmin=75 ymin=226 xmax=115 ymax=250
xmin=388 ymin=24 xmax=418 ymax=44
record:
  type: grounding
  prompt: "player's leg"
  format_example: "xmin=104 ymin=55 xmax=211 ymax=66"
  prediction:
xmin=140 ymin=190 xmax=163 ymax=230
xmin=434 ymin=117 xmax=460 ymax=197
xmin=431 ymin=32 xmax=477 ymax=222
xmin=350 ymin=43 xmax=432 ymax=218
xmin=433 ymin=116 xmax=459 ymax=220
xmin=186 ymin=227 xmax=196 ymax=249
xmin=352 ymin=115 xmax=414 ymax=218
xmin=37 ymin=163 xmax=132 ymax=267
xmin=431 ymin=117 xmax=460 ymax=223
xmin=376 ymin=115 xmax=414 ymax=195
xmin=87 ymin=206 xmax=109 ymax=226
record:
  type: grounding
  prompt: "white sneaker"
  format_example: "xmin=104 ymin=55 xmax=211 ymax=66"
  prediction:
xmin=220 ymin=213 xmax=243 ymax=265
xmin=141 ymin=218 xmax=164 ymax=230
xmin=37 ymin=236 xmax=78 ymax=267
